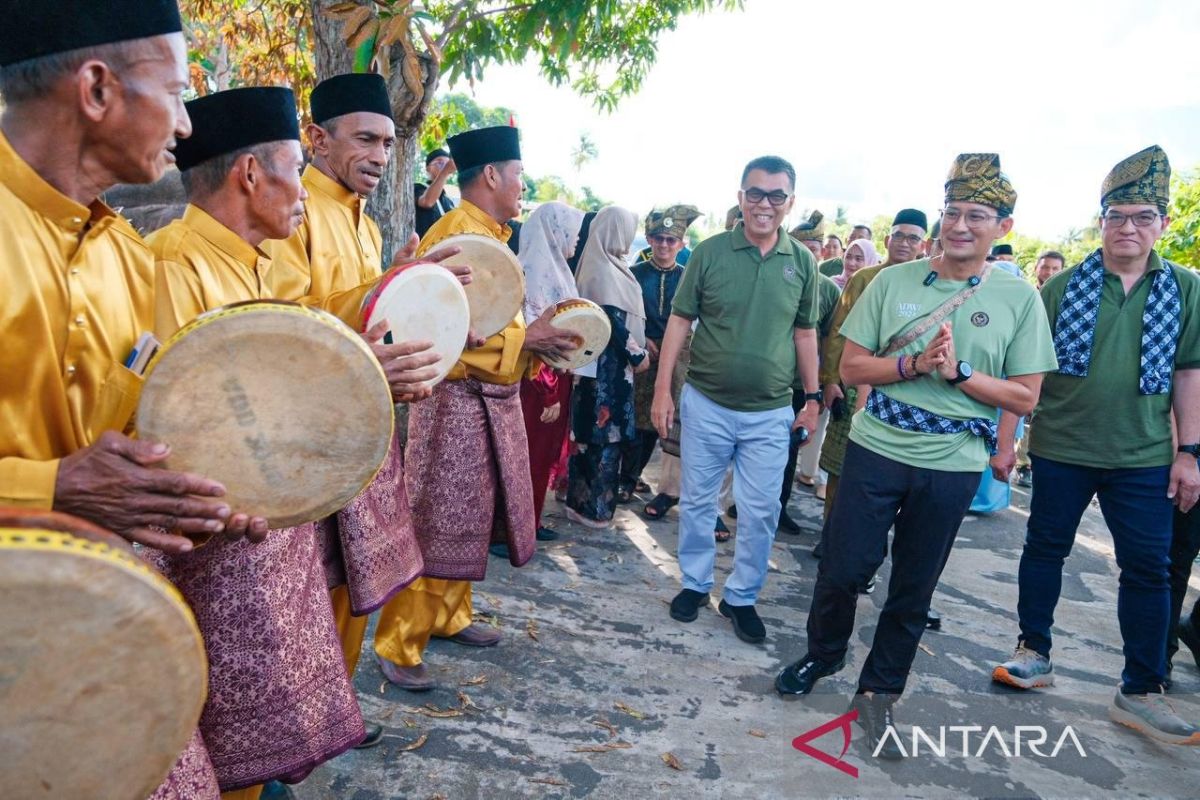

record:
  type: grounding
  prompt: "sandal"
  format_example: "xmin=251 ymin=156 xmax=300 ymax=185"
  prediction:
xmin=715 ymin=517 xmax=732 ymax=542
xmin=643 ymin=493 xmax=679 ymax=520
xmin=615 ymin=486 xmax=633 ymax=504
xmin=635 ymin=479 xmax=652 ymax=493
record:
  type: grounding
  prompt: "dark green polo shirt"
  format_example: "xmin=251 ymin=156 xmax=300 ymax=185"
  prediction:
xmin=1032 ymin=251 xmax=1200 ymax=469
xmin=672 ymin=223 xmax=818 ymax=412
xmin=819 ymin=257 xmax=844 ymax=278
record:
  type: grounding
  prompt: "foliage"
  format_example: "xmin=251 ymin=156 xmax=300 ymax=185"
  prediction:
xmin=418 ymin=92 xmax=513 ymax=153
xmin=570 ymin=133 xmax=598 ymax=173
xmin=1161 ymin=167 xmax=1200 ymax=268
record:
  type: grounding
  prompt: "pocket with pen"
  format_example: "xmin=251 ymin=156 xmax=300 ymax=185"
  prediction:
xmin=88 ymin=361 xmax=145 ymax=439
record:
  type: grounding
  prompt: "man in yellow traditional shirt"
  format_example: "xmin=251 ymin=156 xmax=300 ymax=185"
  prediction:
xmin=0 ymin=2 xmax=269 ymax=796
xmin=373 ymin=125 xmax=581 ymax=691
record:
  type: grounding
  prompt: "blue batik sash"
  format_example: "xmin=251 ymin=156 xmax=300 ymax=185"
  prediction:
xmin=865 ymin=390 xmax=998 ymax=455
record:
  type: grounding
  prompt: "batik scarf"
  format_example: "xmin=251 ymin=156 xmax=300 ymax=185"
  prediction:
xmin=1053 ymin=248 xmax=1180 ymax=395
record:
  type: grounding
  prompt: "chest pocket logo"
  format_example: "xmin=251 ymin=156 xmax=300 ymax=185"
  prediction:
xmin=971 ymin=311 xmax=990 ymax=327
xmin=896 ymin=302 xmax=921 ymax=318
xmin=782 ymin=263 xmax=798 ymax=284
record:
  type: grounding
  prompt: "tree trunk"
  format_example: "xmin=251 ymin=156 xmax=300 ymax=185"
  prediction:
xmin=311 ymin=1 xmax=440 ymax=261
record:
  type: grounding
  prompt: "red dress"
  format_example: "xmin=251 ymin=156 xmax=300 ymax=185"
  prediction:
xmin=520 ymin=363 xmax=573 ymax=525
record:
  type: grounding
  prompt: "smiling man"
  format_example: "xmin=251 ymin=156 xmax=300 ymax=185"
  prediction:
xmin=777 ymin=154 xmax=1057 ymax=758
xmin=993 ymin=145 xmax=1200 ymax=745
xmin=653 ymin=155 xmax=820 ymax=646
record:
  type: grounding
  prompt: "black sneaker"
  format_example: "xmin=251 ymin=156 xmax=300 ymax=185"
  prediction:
xmin=925 ymin=609 xmax=942 ymax=631
xmin=860 ymin=575 xmax=876 ymax=594
xmin=1178 ymin=613 xmax=1200 ymax=672
xmin=811 ymin=540 xmax=823 ymax=559
xmin=775 ymin=654 xmax=845 ymax=696
xmin=852 ymin=693 xmax=904 ymax=759
xmin=778 ymin=511 xmax=802 ymax=535
xmin=718 ymin=599 xmax=766 ymax=643
xmin=669 ymin=589 xmax=709 ymax=623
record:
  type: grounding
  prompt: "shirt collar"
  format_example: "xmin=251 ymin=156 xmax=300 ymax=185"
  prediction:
xmin=182 ymin=204 xmax=269 ymax=270
xmin=730 ymin=221 xmax=791 ymax=255
xmin=302 ymin=164 xmax=361 ymax=210
xmin=0 ymin=129 xmax=115 ymax=234
xmin=459 ymin=198 xmax=512 ymax=243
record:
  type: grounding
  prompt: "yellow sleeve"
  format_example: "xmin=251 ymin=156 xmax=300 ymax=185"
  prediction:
xmin=154 ymin=260 xmax=209 ymax=340
xmin=819 ymin=278 xmax=865 ymax=386
xmin=308 ymin=278 xmax=377 ymax=329
xmin=0 ymin=456 xmax=60 ymax=509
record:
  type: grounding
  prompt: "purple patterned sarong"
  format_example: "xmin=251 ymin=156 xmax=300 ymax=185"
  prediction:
xmin=146 ymin=729 xmax=220 ymax=799
xmin=146 ymin=524 xmax=364 ymax=791
xmin=318 ymin=431 xmax=424 ymax=615
xmin=406 ymin=377 xmax=536 ymax=580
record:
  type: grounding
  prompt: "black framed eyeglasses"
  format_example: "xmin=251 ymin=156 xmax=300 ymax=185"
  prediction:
xmin=742 ymin=187 xmax=791 ymax=207
xmin=1101 ymin=210 xmax=1163 ymax=228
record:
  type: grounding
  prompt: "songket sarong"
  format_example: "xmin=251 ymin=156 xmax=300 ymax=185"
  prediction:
xmin=819 ymin=386 xmax=857 ymax=477
xmin=147 ymin=730 xmax=220 ymax=800
xmin=318 ymin=431 xmax=424 ymax=615
xmin=146 ymin=525 xmax=363 ymax=791
xmin=406 ymin=377 xmax=536 ymax=580
xmin=633 ymin=336 xmax=690 ymax=431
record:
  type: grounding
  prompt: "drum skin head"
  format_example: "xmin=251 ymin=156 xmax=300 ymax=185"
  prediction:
xmin=137 ymin=302 xmax=394 ymax=528
xmin=364 ymin=263 xmax=469 ymax=388
xmin=543 ymin=299 xmax=612 ymax=370
xmin=0 ymin=512 xmax=206 ymax=799
xmin=436 ymin=233 xmax=525 ymax=337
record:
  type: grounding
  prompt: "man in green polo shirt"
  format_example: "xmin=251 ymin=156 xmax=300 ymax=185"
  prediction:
xmin=652 ymin=155 xmax=820 ymax=646
xmin=775 ymin=153 xmax=1058 ymax=758
xmin=993 ymin=145 xmax=1200 ymax=746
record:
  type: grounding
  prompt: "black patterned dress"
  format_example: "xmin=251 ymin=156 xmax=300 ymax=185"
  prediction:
xmin=566 ymin=305 xmax=647 ymax=522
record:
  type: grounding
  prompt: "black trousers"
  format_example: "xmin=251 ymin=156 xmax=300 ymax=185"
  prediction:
xmin=806 ymin=441 xmax=980 ymax=693
xmin=1168 ymin=504 xmax=1200 ymax=665
xmin=779 ymin=391 xmax=807 ymax=508
xmin=618 ymin=430 xmax=659 ymax=492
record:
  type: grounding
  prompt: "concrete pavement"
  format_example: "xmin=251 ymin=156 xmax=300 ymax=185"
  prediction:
xmin=300 ymin=456 xmax=1200 ymax=799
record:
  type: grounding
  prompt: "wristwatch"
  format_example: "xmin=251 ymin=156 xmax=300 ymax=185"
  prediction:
xmin=802 ymin=390 xmax=823 ymax=406
xmin=947 ymin=360 xmax=973 ymax=386
xmin=1179 ymin=444 xmax=1200 ymax=459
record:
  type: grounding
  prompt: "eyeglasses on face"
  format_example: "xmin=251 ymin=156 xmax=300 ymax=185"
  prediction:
xmin=742 ymin=187 xmax=791 ymax=207
xmin=889 ymin=232 xmax=923 ymax=246
xmin=941 ymin=208 xmax=1001 ymax=227
xmin=1101 ymin=210 xmax=1163 ymax=228
xmin=649 ymin=235 xmax=680 ymax=245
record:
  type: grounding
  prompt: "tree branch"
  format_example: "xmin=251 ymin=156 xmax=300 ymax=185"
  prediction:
xmin=437 ymin=2 xmax=535 ymax=49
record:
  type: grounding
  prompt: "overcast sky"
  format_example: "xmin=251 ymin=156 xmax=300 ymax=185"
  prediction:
xmin=454 ymin=0 xmax=1199 ymax=240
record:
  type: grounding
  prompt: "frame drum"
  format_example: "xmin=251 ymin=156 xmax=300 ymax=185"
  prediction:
xmin=136 ymin=301 xmax=394 ymax=528
xmin=434 ymin=233 xmax=525 ymax=337
xmin=542 ymin=298 xmax=612 ymax=370
xmin=361 ymin=262 xmax=470 ymax=388
xmin=0 ymin=508 xmax=206 ymax=799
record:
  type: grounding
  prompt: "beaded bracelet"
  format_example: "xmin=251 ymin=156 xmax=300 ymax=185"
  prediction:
xmin=896 ymin=355 xmax=908 ymax=381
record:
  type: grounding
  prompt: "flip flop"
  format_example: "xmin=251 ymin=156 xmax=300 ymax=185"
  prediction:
xmin=643 ymin=493 xmax=679 ymax=519
xmin=715 ymin=517 xmax=732 ymax=542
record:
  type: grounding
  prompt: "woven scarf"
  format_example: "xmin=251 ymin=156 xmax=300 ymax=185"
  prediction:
xmin=865 ymin=390 xmax=998 ymax=456
xmin=1052 ymin=249 xmax=1181 ymax=395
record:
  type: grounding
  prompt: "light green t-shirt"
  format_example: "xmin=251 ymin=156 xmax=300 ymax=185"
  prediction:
xmin=840 ymin=258 xmax=1059 ymax=472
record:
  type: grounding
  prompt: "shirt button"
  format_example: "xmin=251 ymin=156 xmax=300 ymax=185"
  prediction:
xmin=70 ymin=217 xmax=83 ymax=226
xmin=75 ymin=315 xmax=86 ymax=326
xmin=66 ymin=364 xmax=76 ymax=375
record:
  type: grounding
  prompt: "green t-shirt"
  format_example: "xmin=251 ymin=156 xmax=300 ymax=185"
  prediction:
xmin=672 ymin=223 xmax=819 ymax=412
xmin=819 ymin=257 xmax=844 ymax=278
xmin=840 ymin=258 xmax=1058 ymax=472
xmin=1031 ymin=251 xmax=1200 ymax=469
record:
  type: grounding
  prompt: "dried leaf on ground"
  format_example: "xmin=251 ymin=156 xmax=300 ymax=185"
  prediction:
xmin=379 ymin=681 xmax=387 ymax=694
xmin=591 ymin=717 xmax=619 ymax=738
xmin=573 ymin=740 xmax=632 ymax=753
xmin=613 ymin=701 xmax=646 ymax=720
xmin=528 ymin=777 xmax=569 ymax=786
xmin=396 ymin=733 xmax=428 ymax=752
xmin=918 ymin=643 xmax=936 ymax=657
xmin=459 ymin=674 xmax=489 ymax=687
xmin=526 ymin=619 xmax=540 ymax=641
xmin=661 ymin=752 xmax=683 ymax=770
xmin=748 ymin=729 xmax=767 ymax=738
xmin=401 ymin=705 xmax=464 ymax=719
xmin=457 ymin=691 xmax=484 ymax=711
xmin=481 ymin=592 xmax=502 ymax=609
xmin=403 ymin=717 xmax=418 ymax=728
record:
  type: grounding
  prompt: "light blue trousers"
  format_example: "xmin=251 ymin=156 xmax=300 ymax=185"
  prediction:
xmin=677 ymin=384 xmax=793 ymax=605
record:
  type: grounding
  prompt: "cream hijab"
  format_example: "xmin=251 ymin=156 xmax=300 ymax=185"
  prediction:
xmin=573 ymin=205 xmax=646 ymax=347
xmin=518 ymin=202 xmax=586 ymax=321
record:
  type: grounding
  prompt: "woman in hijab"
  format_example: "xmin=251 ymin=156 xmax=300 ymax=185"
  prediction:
xmin=565 ymin=206 xmax=649 ymax=528
xmin=833 ymin=238 xmax=879 ymax=290
xmin=511 ymin=202 xmax=586 ymax=547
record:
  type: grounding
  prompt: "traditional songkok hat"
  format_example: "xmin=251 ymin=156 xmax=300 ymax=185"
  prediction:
xmin=425 ymin=148 xmax=450 ymax=165
xmin=0 ymin=0 xmax=183 ymax=66
xmin=173 ymin=87 xmax=300 ymax=172
xmin=991 ymin=243 xmax=1014 ymax=257
xmin=646 ymin=204 xmax=701 ymax=239
xmin=789 ymin=210 xmax=826 ymax=242
xmin=944 ymin=153 xmax=1017 ymax=217
xmin=892 ymin=208 xmax=928 ymax=231
xmin=310 ymin=73 xmax=392 ymax=125
xmin=448 ymin=125 xmax=521 ymax=172
xmin=1101 ymin=145 xmax=1170 ymax=213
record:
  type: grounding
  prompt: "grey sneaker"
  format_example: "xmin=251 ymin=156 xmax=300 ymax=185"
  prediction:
xmin=1109 ymin=689 xmax=1200 ymax=745
xmin=992 ymin=643 xmax=1054 ymax=689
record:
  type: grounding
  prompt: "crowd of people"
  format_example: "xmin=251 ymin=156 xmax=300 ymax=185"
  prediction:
xmin=2 ymin=2 xmax=1200 ymax=798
